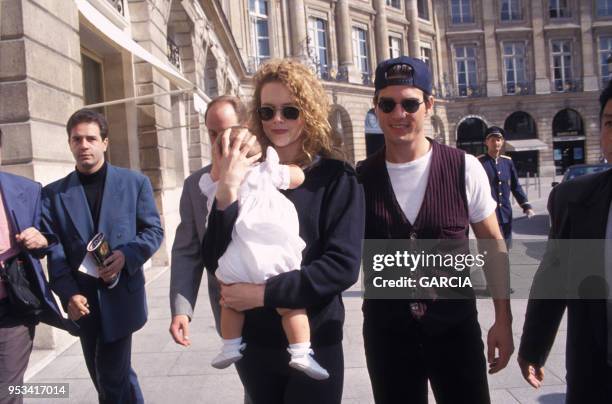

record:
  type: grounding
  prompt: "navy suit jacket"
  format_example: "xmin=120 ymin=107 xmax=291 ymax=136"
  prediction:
xmin=41 ymin=164 xmax=163 ymax=342
xmin=0 ymin=172 xmax=76 ymax=333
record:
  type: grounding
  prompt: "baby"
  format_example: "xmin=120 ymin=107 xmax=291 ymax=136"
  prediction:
xmin=200 ymin=127 xmax=329 ymax=380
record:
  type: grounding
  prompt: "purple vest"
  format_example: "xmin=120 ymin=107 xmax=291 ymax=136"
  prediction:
xmin=358 ymin=140 xmax=477 ymax=334
xmin=359 ymin=140 xmax=469 ymax=239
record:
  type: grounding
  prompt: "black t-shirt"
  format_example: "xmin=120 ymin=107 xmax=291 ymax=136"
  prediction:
xmin=77 ymin=162 xmax=107 ymax=231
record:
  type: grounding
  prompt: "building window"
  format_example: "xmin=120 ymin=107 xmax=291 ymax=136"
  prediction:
xmin=597 ymin=0 xmax=612 ymax=16
xmin=549 ymin=0 xmax=570 ymax=18
xmin=457 ymin=117 xmax=487 ymax=156
xmin=249 ymin=0 xmax=270 ymax=68
xmin=599 ymin=37 xmax=612 ymax=85
xmin=503 ymin=42 xmax=528 ymax=94
xmin=551 ymin=40 xmax=574 ymax=92
xmin=167 ymin=37 xmax=181 ymax=71
xmin=82 ymin=52 xmax=104 ymax=113
xmin=307 ymin=17 xmax=329 ymax=79
xmin=500 ymin=0 xmax=522 ymax=21
xmin=417 ymin=0 xmax=430 ymax=20
xmin=504 ymin=111 xmax=537 ymax=140
xmin=386 ymin=0 xmax=401 ymax=8
xmin=389 ymin=36 xmax=402 ymax=58
xmin=451 ymin=0 xmax=474 ymax=24
xmin=352 ymin=27 xmax=371 ymax=83
xmin=454 ymin=45 xmax=478 ymax=96
xmin=420 ymin=46 xmax=432 ymax=70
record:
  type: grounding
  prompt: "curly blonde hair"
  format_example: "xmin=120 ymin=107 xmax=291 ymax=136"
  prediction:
xmin=250 ymin=58 xmax=343 ymax=165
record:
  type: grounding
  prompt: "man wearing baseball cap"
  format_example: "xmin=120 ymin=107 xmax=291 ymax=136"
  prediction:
xmin=478 ymin=126 xmax=534 ymax=245
xmin=357 ymin=56 xmax=513 ymax=403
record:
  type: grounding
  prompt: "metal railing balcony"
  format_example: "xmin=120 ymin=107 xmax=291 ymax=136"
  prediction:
xmin=551 ymin=78 xmax=583 ymax=93
xmin=434 ymin=83 xmax=486 ymax=99
xmin=504 ymin=81 xmax=534 ymax=95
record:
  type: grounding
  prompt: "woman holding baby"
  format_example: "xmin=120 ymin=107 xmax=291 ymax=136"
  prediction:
xmin=202 ymin=59 xmax=364 ymax=404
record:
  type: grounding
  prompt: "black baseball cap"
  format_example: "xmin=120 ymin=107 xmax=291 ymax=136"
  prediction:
xmin=485 ymin=126 xmax=505 ymax=139
xmin=374 ymin=56 xmax=432 ymax=94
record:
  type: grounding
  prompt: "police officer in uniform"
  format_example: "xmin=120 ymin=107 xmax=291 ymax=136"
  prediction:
xmin=478 ymin=126 xmax=534 ymax=243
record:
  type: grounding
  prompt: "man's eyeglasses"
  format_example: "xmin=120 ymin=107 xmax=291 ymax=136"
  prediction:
xmin=377 ymin=98 xmax=424 ymax=114
xmin=257 ymin=106 xmax=300 ymax=121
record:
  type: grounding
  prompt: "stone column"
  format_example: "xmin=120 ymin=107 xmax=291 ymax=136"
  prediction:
xmin=373 ymin=0 xmax=390 ymax=63
xmin=406 ymin=0 xmax=420 ymax=58
xmin=580 ymin=1 xmax=599 ymax=91
xmin=335 ymin=0 xmax=362 ymax=83
xmin=0 ymin=0 xmax=81 ymax=180
xmin=288 ymin=0 xmax=308 ymax=60
xmin=129 ymin=0 xmax=182 ymax=267
xmin=532 ymin=0 xmax=551 ymax=94
xmin=482 ymin=0 xmax=502 ymax=96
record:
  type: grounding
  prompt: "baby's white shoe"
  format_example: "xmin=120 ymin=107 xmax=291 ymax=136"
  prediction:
xmin=211 ymin=350 xmax=243 ymax=369
xmin=211 ymin=338 xmax=246 ymax=369
xmin=288 ymin=346 xmax=329 ymax=380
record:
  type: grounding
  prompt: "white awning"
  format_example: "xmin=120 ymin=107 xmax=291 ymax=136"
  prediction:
xmin=75 ymin=0 xmax=194 ymax=90
xmin=505 ymin=139 xmax=549 ymax=152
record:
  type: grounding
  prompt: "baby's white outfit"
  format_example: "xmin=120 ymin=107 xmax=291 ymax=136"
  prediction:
xmin=199 ymin=147 xmax=305 ymax=284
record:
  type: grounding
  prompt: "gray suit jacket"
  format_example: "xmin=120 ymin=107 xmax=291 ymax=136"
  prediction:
xmin=169 ymin=165 xmax=221 ymax=333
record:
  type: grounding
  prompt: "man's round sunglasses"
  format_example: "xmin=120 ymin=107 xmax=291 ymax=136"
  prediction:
xmin=377 ymin=98 xmax=424 ymax=114
xmin=257 ymin=106 xmax=300 ymax=121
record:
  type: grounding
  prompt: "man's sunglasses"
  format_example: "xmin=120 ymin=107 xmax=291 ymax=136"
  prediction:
xmin=257 ymin=106 xmax=300 ymax=121
xmin=377 ymin=98 xmax=424 ymax=114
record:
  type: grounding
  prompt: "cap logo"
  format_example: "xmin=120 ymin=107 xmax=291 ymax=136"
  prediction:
xmin=384 ymin=64 xmax=415 ymax=85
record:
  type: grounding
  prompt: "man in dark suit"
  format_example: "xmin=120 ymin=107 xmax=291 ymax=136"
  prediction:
xmin=0 ymin=131 xmax=77 ymax=404
xmin=41 ymin=110 xmax=163 ymax=404
xmin=518 ymin=82 xmax=612 ymax=403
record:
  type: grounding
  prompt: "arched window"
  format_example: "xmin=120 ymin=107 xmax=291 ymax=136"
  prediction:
xmin=456 ymin=117 xmax=487 ymax=155
xmin=504 ymin=111 xmax=537 ymax=140
xmin=552 ymin=109 xmax=585 ymax=174
xmin=552 ymin=109 xmax=583 ymax=137
xmin=503 ymin=111 xmax=539 ymax=176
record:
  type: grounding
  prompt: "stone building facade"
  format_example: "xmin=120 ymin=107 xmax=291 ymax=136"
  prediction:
xmin=0 ymin=0 xmax=610 ymax=352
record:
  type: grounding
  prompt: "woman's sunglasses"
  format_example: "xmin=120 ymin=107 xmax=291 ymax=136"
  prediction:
xmin=377 ymin=98 xmax=424 ymax=114
xmin=257 ymin=106 xmax=300 ymax=121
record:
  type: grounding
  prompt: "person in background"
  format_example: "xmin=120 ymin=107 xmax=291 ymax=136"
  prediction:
xmin=478 ymin=126 xmax=534 ymax=245
xmin=0 ymin=128 xmax=76 ymax=404
xmin=42 ymin=109 xmax=163 ymax=404
xmin=518 ymin=78 xmax=612 ymax=404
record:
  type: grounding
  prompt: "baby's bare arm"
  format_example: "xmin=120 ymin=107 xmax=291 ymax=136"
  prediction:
xmin=287 ymin=165 xmax=305 ymax=189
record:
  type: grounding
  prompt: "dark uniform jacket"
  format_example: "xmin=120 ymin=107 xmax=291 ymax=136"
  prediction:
xmin=478 ymin=154 xmax=531 ymax=224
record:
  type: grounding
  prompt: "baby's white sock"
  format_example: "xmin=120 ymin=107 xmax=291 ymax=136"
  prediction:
xmin=287 ymin=341 xmax=311 ymax=357
xmin=221 ymin=337 xmax=244 ymax=352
